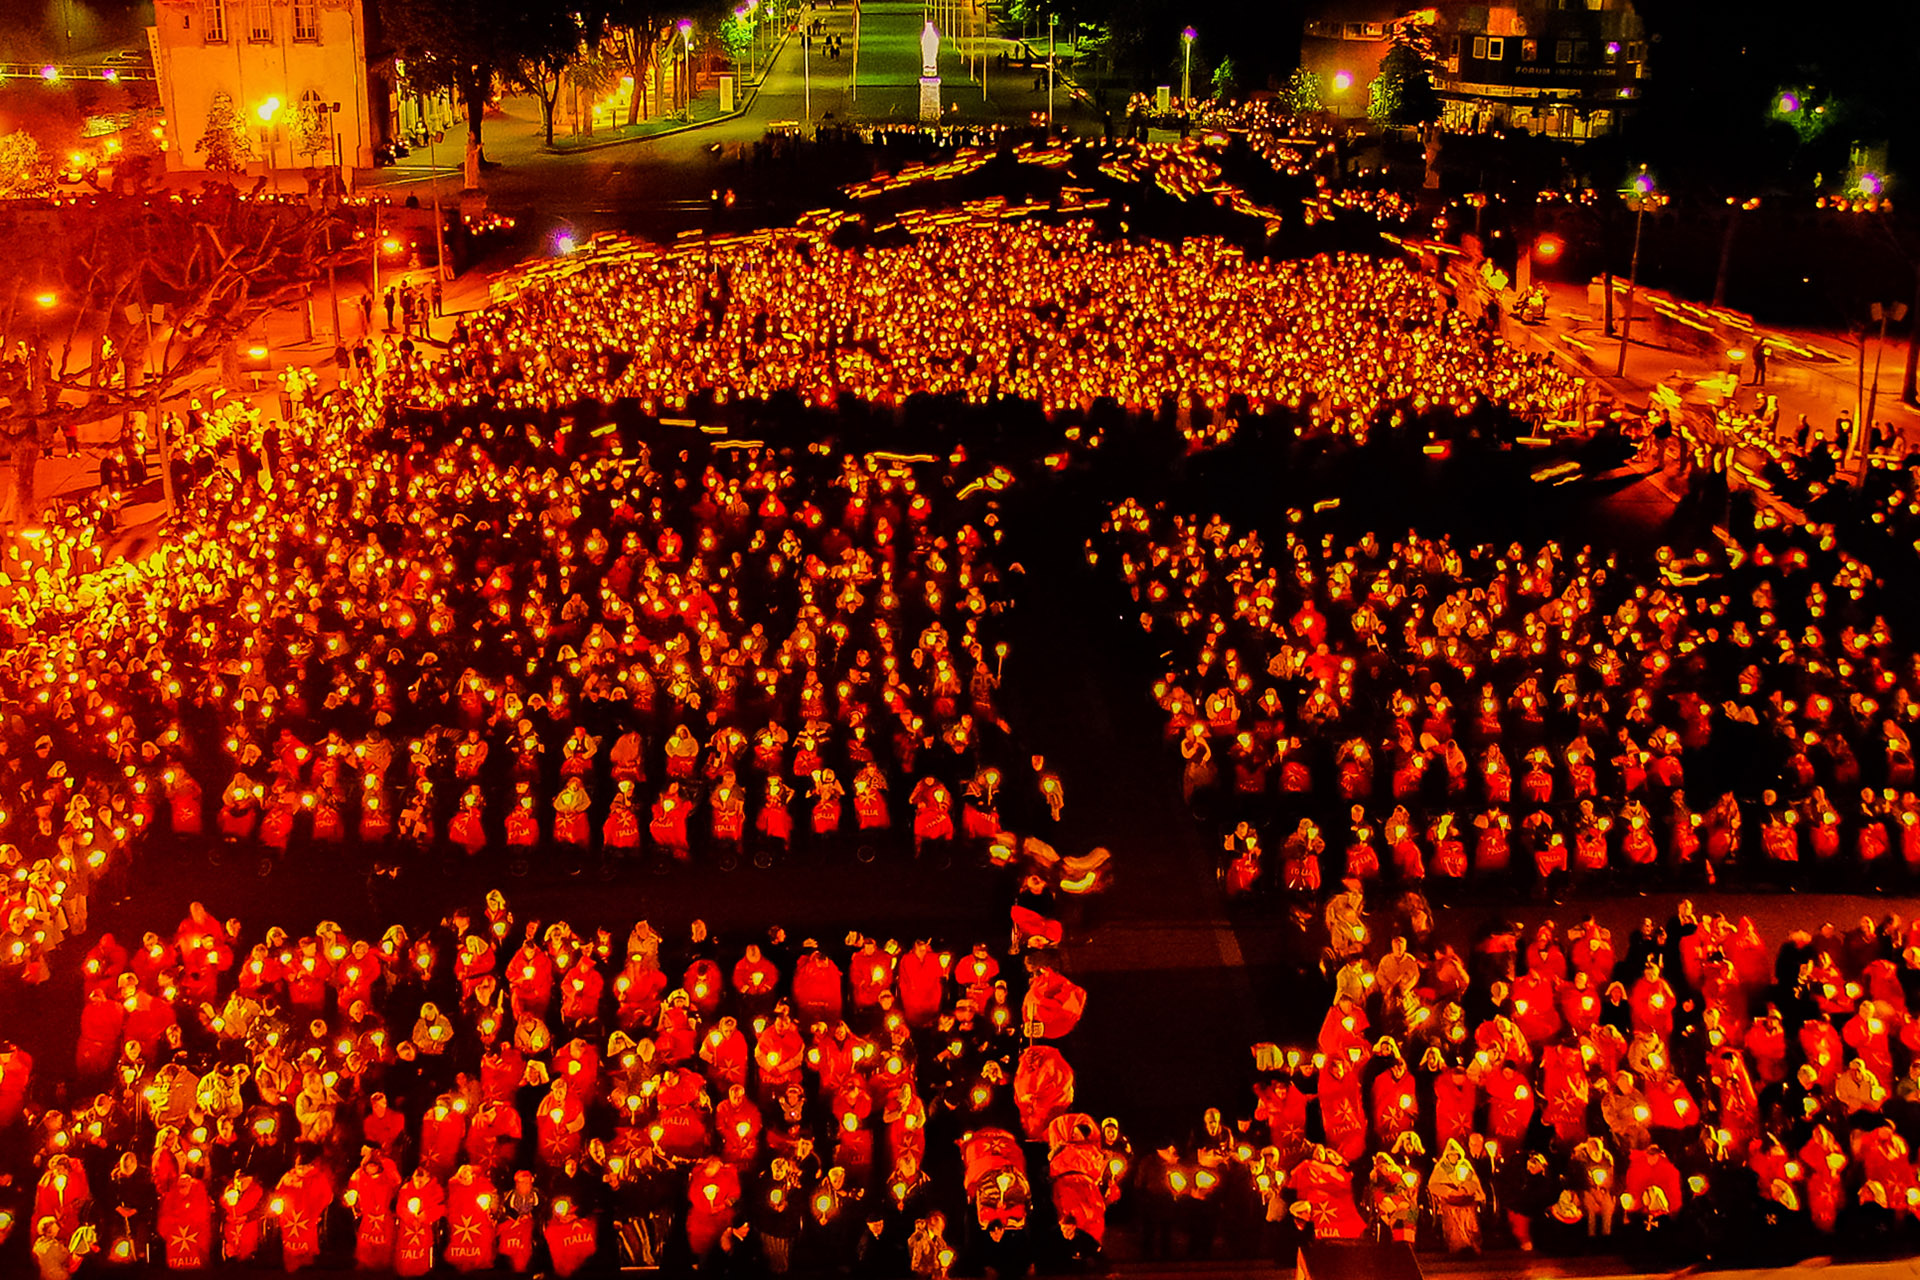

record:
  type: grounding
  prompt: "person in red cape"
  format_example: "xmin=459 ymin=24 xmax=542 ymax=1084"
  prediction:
xmin=220 ymin=1171 xmax=266 ymax=1264
xmin=444 ymin=1165 xmax=499 ymax=1272
xmin=552 ymin=777 xmax=591 ymax=849
xmin=505 ymin=786 xmax=539 ymax=851
xmin=1014 ymin=1045 xmax=1074 ymax=1140
xmin=650 ymin=783 xmax=692 ymax=860
xmin=685 ymin=1156 xmax=742 ymax=1260
xmin=346 ymin=1149 xmax=400 ymax=1270
xmin=757 ymin=776 xmax=795 ymax=848
xmin=811 ymin=769 xmax=844 ymax=836
xmin=450 ymin=787 xmax=488 ymax=856
xmin=273 ymin=1158 xmax=333 ymax=1272
xmin=791 ymin=946 xmax=844 ymax=1024
xmin=854 ymin=766 xmax=891 ymax=831
xmin=535 ymin=1077 xmax=587 ymax=1168
xmin=710 ymin=773 xmax=747 ymax=848
xmin=910 ymin=777 xmax=954 ymax=850
xmin=1022 ymin=964 xmax=1088 ymax=1040
xmin=897 ymin=940 xmax=946 ymax=1029
xmin=717 ymin=1083 xmax=763 ymax=1167
xmin=167 ymin=764 xmax=205 ymax=835
xmin=157 ymin=1173 xmax=213 ymax=1270
xmin=701 ymin=1017 xmax=751 ymax=1091
xmin=849 ymin=938 xmax=894 ymax=1015
xmin=1046 ymin=1114 xmax=1110 ymax=1246
xmin=496 ymin=1171 xmax=540 ymax=1273
xmin=507 ymin=937 xmax=554 ymax=1021
xmin=954 ymin=943 xmax=999 ymax=1010
xmin=393 ymin=1167 xmax=445 ymax=1277
xmin=543 ymin=1195 xmax=597 ymax=1277
xmin=419 ymin=1095 xmax=468 ymax=1180
xmin=755 ymin=1011 xmax=807 ymax=1105
xmin=75 ymin=989 xmax=123 ymax=1080
xmin=613 ymin=958 xmax=667 ymax=1031
xmin=1291 ymin=1146 xmax=1366 ymax=1239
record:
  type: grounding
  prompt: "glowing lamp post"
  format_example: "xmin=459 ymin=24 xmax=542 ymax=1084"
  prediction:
xmin=1615 ymin=166 xmax=1655 ymax=378
xmin=1181 ymin=27 xmax=1196 ymax=103
xmin=256 ymin=96 xmax=281 ymax=190
xmin=679 ymin=20 xmax=695 ymax=120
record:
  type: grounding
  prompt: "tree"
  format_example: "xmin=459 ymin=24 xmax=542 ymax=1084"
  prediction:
xmin=0 ymin=181 xmax=364 ymax=516
xmin=1367 ymin=44 xmax=1439 ymax=130
xmin=584 ymin=0 xmax=701 ymax=125
xmin=195 ymin=91 xmax=256 ymax=174
xmin=0 ymin=131 xmax=54 ymax=199
xmin=1281 ymin=68 xmax=1321 ymax=115
xmin=1210 ymin=55 xmax=1237 ymax=100
xmin=375 ymin=0 xmax=528 ymax=159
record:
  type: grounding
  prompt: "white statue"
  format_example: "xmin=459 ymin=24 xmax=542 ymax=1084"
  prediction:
xmin=920 ymin=20 xmax=940 ymax=78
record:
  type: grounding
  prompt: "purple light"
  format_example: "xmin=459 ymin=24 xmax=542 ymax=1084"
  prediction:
xmin=1777 ymin=91 xmax=1800 ymax=114
xmin=1631 ymin=172 xmax=1654 ymax=196
xmin=1181 ymin=26 xmax=1197 ymax=41
xmin=1860 ymin=172 xmax=1884 ymax=197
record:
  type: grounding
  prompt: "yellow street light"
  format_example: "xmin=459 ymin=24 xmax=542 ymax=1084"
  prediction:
xmin=257 ymin=97 xmax=281 ymax=123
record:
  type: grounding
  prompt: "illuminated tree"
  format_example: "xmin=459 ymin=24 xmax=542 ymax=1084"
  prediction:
xmin=1367 ymin=44 xmax=1438 ymax=129
xmin=195 ymin=91 xmax=256 ymax=174
xmin=1210 ymin=55 xmax=1237 ymax=99
xmin=1282 ymin=68 xmax=1322 ymax=115
xmin=0 ymin=183 xmax=364 ymax=514
xmin=0 ymin=131 xmax=54 ymax=199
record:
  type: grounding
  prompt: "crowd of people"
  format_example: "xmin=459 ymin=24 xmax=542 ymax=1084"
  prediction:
xmin=1094 ymin=494 xmax=1916 ymax=899
xmin=0 ymin=895 xmax=1121 ymax=1276
xmin=0 ymin=341 xmax=1065 ymax=982
xmin=468 ymin=218 xmax=1577 ymax=427
xmin=1141 ymin=899 xmax=1920 ymax=1261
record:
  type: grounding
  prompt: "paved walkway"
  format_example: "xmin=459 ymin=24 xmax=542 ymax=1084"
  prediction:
xmin=1515 ymin=277 xmax=1920 ymax=455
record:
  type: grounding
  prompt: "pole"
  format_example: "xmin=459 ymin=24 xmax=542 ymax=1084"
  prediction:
xmin=1614 ymin=198 xmax=1645 ymax=378
xmin=1044 ymin=16 xmax=1059 ymax=130
xmin=1855 ymin=327 xmax=1868 ymax=469
xmin=427 ymin=128 xmax=450 ymax=285
xmin=803 ymin=30 xmax=810 ymax=123
xmin=371 ymin=198 xmax=381 ymax=310
xmin=324 ymin=219 xmax=342 ymax=350
xmin=138 ymin=287 xmax=174 ymax=518
xmin=851 ymin=0 xmax=859 ymax=105
xmin=1862 ymin=309 xmax=1890 ymax=477
xmin=1182 ymin=40 xmax=1190 ymax=103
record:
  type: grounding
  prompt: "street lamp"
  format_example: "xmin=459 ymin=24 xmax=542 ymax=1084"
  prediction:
xmin=1180 ymin=27 xmax=1196 ymax=104
xmin=256 ymin=96 xmax=281 ymax=190
xmin=1615 ymin=165 xmax=1656 ymax=378
xmin=678 ymin=19 xmax=695 ymax=119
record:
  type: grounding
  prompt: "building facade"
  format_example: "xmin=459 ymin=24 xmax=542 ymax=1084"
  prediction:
xmin=1298 ymin=0 xmax=1406 ymax=119
xmin=148 ymin=0 xmax=375 ymax=173
xmin=1430 ymin=0 xmax=1646 ymax=138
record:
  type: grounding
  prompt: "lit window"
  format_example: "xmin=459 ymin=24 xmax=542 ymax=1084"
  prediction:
xmin=293 ymin=0 xmax=318 ymax=40
xmin=1487 ymin=37 xmax=1504 ymax=60
xmin=247 ymin=0 xmax=271 ymax=41
xmin=1472 ymin=36 xmax=1487 ymax=59
xmin=1555 ymin=40 xmax=1572 ymax=63
xmin=1522 ymin=39 xmax=1538 ymax=61
xmin=203 ymin=0 xmax=227 ymax=43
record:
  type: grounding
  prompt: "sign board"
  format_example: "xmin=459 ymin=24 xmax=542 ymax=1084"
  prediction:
xmin=1155 ymin=85 xmax=1171 ymax=114
xmin=719 ymin=73 xmax=735 ymax=113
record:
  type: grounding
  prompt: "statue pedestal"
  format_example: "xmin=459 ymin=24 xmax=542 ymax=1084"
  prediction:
xmin=919 ymin=76 xmax=942 ymax=123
